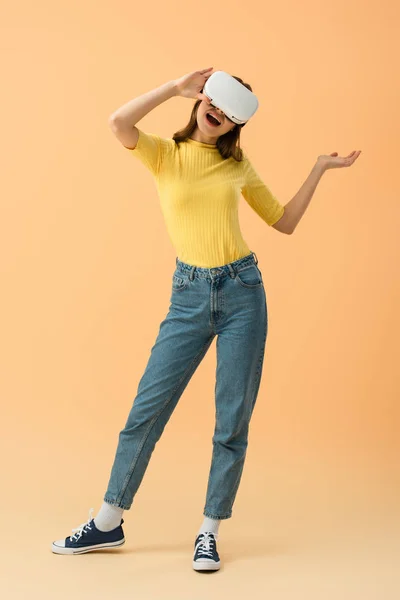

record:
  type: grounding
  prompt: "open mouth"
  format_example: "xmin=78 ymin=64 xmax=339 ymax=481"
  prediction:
xmin=205 ymin=112 xmax=222 ymax=127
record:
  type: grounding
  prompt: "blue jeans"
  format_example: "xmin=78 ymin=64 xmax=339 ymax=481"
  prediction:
xmin=103 ymin=251 xmax=268 ymax=519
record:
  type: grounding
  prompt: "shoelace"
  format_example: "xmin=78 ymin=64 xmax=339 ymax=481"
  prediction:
xmin=196 ymin=531 xmax=218 ymax=557
xmin=69 ymin=507 xmax=94 ymax=541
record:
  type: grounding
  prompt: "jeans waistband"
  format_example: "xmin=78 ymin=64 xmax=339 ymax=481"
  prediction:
xmin=175 ymin=251 xmax=259 ymax=280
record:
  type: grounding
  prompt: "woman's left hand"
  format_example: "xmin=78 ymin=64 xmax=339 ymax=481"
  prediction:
xmin=317 ymin=150 xmax=362 ymax=171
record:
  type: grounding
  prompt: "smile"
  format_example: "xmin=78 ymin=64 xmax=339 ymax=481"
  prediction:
xmin=205 ymin=112 xmax=222 ymax=127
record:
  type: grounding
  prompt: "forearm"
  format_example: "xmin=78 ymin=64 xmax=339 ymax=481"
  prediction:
xmin=109 ymin=79 xmax=178 ymax=128
xmin=284 ymin=161 xmax=326 ymax=233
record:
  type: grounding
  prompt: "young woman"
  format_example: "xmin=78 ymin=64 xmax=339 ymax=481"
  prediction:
xmin=51 ymin=68 xmax=361 ymax=569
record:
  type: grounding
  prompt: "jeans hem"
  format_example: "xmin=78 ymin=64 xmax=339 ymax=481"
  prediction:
xmin=203 ymin=510 xmax=232 ymax=520
xmin=103 ymin=496 xmax=131 ymax=510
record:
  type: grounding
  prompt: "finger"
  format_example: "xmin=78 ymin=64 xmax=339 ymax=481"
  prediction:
xmin=197 ymin=93 xmax=211 ymax=103
xmin=199 ymin=93 xmax=211 ymax=103
xmin=200 ymin=67 xmax=213 ymax=74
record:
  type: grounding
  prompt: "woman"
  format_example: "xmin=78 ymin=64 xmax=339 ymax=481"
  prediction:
xmin=51 ymin=68 xmax=361 ymax=569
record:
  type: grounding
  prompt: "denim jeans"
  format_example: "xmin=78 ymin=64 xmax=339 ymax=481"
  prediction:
xmin=103 ymin=251 xmax=268 ymax=519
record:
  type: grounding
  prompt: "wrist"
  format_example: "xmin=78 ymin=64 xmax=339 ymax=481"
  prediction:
xmin=168 ymin=79 xmax=180 ymax=97
xmin=315 ymin=158 xmax=328 ymax=174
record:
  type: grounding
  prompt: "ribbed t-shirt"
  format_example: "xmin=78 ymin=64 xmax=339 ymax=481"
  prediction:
xmin=127 ymin=127 xmax=285 ymax=268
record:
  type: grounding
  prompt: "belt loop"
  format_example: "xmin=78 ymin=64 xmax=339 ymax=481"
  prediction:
xmin=227 ymin=264 xmax=236 ymax=278
xmin=189 ymin=265 xmax=195 ymax=281
xmin=252 ymin=250 xmax=258 ymax=265
xmin=176 ymin=256 xmax=178 ymax=265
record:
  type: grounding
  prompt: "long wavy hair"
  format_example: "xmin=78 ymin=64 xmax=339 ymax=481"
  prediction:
xmin=172 ymin=76 xmax=253 ymax=162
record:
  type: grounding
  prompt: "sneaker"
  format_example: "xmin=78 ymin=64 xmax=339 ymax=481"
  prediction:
xmin=192 ymin=531 xmax=221 ymax=571
xmin=51 ymin=507 xmax=125 ymax=555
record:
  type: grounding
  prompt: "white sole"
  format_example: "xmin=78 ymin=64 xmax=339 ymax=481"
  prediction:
xmin=192 ymin=559 xmax=220 ymax=570
xmin=51 ymin=538 xmax=125 ymax=554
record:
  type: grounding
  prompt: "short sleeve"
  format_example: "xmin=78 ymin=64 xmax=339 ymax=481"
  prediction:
xmin=241 ymin=155 xmax=285 ymax=226
xmin=126 ymin=127 xmax=170 ymax=177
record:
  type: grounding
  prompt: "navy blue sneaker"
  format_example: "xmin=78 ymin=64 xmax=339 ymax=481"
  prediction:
xmin=51 ymin=508 xmax=125 ymax=555
xmin=192 ymin=531 xmax=221 ymax=570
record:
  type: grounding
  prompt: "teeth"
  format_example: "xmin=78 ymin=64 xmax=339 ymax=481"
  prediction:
xmin=207 ymin=112 xmax=221 ymax=124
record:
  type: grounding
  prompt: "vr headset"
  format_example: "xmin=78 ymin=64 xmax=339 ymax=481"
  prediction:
xmin=203 ymin=70 xmax=259 ymax=125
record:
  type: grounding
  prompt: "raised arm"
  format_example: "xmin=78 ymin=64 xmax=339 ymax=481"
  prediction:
xmin=108 ymin=80 xmax=178 ymax=150
xmin=108 ymin=67 xmax=214 ymax=150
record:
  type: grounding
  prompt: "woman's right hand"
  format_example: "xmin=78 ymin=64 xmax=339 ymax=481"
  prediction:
xmin=174 ymin=68 xmax=214 ymax=103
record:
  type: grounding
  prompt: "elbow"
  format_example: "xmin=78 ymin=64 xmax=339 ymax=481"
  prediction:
xmin=277 ymin=206 xmax=295 ymax=234
xmin=108 ymin=114 xmax=121 ymax=130
xmin=271 ymin=214 xmax=294 ymax=234
xmin=108 ymin=114 xmax=128 ymax=130
xmin=108 ymin=115 xmax=118 ymax=132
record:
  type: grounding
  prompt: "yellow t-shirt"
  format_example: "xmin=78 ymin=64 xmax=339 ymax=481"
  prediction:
xmin=127 ymin=127 xmax=285 ymax=268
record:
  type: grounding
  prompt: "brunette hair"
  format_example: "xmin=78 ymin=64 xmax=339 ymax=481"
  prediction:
xmin=172 ymin=76 xmax=253 ymax=162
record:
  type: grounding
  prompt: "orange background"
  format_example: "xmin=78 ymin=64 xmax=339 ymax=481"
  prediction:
xmin=1 ymin=1 xmax=399 ymax=598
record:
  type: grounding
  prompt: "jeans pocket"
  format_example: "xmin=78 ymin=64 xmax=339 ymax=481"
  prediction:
xmin=172 ymin=271 xmax=190 ymax=292
xmin=235 ymin=264 xmax=263 ymax=288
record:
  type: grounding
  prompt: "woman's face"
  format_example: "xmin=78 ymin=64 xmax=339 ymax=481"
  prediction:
xmin=195 ymin=99 xmax=237 ymax=141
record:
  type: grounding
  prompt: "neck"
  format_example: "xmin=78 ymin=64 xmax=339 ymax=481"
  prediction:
xmin=189 ymin=128 xmax=219 ymax=146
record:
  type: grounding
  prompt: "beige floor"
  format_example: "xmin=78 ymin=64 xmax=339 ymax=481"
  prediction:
xmin=4 ymin=468 xmax=399 ymax=600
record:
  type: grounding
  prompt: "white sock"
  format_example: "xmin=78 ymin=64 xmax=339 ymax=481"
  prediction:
xmin=198 ymin=516 xmax=221 ymax=536
xmin=94 ymin=501 xmax=124 ymax=532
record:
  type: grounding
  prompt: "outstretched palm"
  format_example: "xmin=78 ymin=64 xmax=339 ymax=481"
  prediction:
xmin=317 ymin=150 xmax=362 ymax=170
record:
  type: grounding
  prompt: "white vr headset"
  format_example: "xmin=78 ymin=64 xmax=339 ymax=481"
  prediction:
xmin=203 ymin=70 xmax=259 ymax=125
